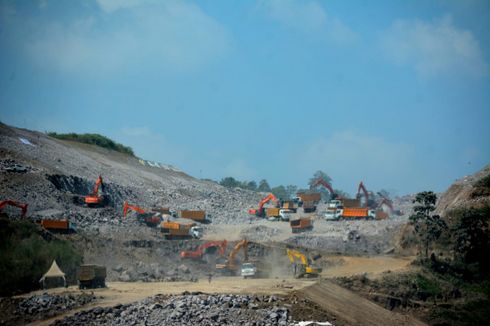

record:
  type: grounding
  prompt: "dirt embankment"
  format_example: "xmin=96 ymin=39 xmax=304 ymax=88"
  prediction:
xmin=435 ymin=164 xmax=490 ymax=218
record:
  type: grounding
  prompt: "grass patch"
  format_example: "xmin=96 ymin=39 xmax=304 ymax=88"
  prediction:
xmin=47 ymin=132 xmax=134 ymax=156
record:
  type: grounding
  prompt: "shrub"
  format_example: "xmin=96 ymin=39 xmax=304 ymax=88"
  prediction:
xmin=47 ymin=132 xmax=134 ymax=156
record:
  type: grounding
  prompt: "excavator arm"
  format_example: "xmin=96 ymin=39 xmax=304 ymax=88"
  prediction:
xmin=123 ymin=201 xmax=146 ymax=217
xmin=286 ymin=248 xmax=321 ymax=278
xmin=356 ymin=181 xmax=369 ymax=207
xmin=249 ymin=193 xmax=279 ymax=217
xmin=180 ymin=240 xmax=228 ymax=259
xmin=0 ymin=200 xmax=28 ymax=218
xmin=311 ymin=179 xmax=337 ymax=199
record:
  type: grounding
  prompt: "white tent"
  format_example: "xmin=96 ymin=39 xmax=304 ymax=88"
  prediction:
xmin=39 ymin=260 xmax=66 ymax=288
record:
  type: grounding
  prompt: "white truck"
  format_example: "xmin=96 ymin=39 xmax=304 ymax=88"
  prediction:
xmin=240 ymin=263 xmax=257 ymax=279
xmin=324 ymin=200 xmax=343 ymax=221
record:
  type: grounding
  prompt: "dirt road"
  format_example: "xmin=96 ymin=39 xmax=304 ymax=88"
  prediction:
xmin=299 ymin=280 xmax=427 ymax=326
xmin=323 ymin=255 xmax=413 ymax=279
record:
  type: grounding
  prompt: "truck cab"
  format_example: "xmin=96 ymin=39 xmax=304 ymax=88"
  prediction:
xmin=279 ymin=209 xmax=293 ymax=221
xmin=324 ymin=208 xmax=343 ymax=221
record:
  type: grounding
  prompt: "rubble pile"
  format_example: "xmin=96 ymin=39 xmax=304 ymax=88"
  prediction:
xmin=53 ymin=293 xmax=295 ymax=326
xmin=16 ymin=292 xmax=96 ymax=316
xmin=0 ymin=293 xmax=96 ymax=325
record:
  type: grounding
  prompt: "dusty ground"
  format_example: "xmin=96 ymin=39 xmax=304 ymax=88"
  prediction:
xmin=13 ymin=255 xmax=416 ymax=326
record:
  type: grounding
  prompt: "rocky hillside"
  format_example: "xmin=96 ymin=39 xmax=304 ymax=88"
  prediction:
xmin=0 ymin=123 xmax=262 ymax=227
xmin=435 ymin=164 xmax=490 ymax=218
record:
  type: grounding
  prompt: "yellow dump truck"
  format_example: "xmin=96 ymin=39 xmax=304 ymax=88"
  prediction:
xmin=160 ymin=221 xmax=203 ymax=239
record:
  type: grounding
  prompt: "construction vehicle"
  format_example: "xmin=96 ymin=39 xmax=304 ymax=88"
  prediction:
xmin=311 ymin=178 xmax=337 ymax=199
xmin=279 ymin=209 xmax=293 ymax=221
xmin=216 ymin=239 xmax=249 ymax=275
xmin=248 ymin=193 xmax=279 ymax=217
xmin=39 ymin=219 xmax=77 ymax=233
xmin=281 ymin=200 xmax=297 ymax=212
xmin=84 ymin=176 xmax=105 ymax=207
xmin=0 ymin=200 xmax=28 ymax=218
xmin=302 ymin=201 xmax=316 ymax=213
xmin=240 ymin=262 xmax=257 ymax=279
xmin=356 ymin=181 xmax=378 ymax=208
xmin=286 ymin=248 xmax=322 ymax=278
xmin=266 ymin=207 xmax=281 ymax=219
xmin=160 ymin=221 xmax=203 ymax=239
xmin=296 ymin=192 xmax=321 ymax=203
xmin=341 ymin=207 xmax=375 ymax=220
xmin=324 ymin=207 xmax=343 ymax=221
xmin=180 ymin=240 xmax=228 ymax=259
xmin=123 ymin=201 xmax=161 ymax=227
xmin=178 ymin=210 xmax=208 ymax=223
xmin=290 ymin=218 xmax=313 ymax=233
xmin=79 ymin=265 xmax=106 ymax=289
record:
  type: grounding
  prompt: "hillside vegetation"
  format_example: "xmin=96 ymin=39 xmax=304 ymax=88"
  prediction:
xmin=0 ymin=217 xmax=82 ymax=296
xmin=47 ymin=132 xmax=134 ymax=156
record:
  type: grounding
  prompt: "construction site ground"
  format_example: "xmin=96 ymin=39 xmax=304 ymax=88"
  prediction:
xmin=13 ymin=255 xmax=420 ymax=326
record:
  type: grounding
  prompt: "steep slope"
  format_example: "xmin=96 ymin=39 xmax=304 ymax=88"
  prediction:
xmin=0 ymin=122 xmax=261 ymax=226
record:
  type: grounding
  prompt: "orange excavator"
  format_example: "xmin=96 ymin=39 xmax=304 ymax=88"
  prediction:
xmin=356 ymin=181 xmax=370 ymax=207
xmin=180 ymin=240 xmax=228 ymax=259
xmin=123 ymin=201 xmax=161 ymax=227
xmin=0 ymin=200 xmax=28 ymax=218
xmin=216 ymin=239 xmax=249 ymax=274
xmin=84 ymin=175 xmax=105 ymax=207
xmin=311 ymin=178 xmax=337 ymax=199
xmin=248 ymin=193 xmax=279 ymax=217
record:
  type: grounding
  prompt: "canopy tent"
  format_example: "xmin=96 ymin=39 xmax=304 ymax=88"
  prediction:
xmin=39 ymin=260 xmax=66 ymax=288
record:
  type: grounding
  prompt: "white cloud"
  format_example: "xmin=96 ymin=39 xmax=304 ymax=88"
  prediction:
xmin=296 ymin=131 xmax=416 ymax=193
xmin=22 ymin=1 xmax=230 ymax=75
xmin=381 ymin=15 xmax=488 ymax=77
xmin=258 ymin=0 xmax=357 ymax=44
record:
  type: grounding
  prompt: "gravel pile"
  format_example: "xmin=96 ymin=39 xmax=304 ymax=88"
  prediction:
xmin=0 ymin=292 xmax=96 ymax=325
xmin=240 ymin=225 xmax=280 ymax=241
xmin=16 ymin=292 xmax=96 ymax=316
xmin=52 ymin=293 xmax=294 ymax=326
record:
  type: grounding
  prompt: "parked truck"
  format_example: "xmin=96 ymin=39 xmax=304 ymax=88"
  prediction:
xmin=341 ymin=207 xmax=375 ymax=220
xmin=290 ymin=218 xmax=313 ymax=233
xmin=39 ymin=219 xmax=77 ymax=233
xmin=160 ymin=221 xmax=203 ymax=239
xmin=79 ymin=265 xmax=106 ymax=289
xmin=178 ymin=210 xmax=207 ymax=223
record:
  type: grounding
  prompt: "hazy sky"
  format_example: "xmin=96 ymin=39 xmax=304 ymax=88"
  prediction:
xmin=1 ymin=0 xmax=489 ymax=195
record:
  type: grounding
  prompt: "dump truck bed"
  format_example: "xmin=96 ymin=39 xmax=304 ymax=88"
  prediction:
xmin=179 ymin=210 xmax=206 ymax=221
xmin=342 ymin=208 xmax=369 ymax=218
xmin=79 ymin=265 xmax=107 ymax=281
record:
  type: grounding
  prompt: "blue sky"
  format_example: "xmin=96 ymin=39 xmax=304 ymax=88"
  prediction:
xmin=1 ymin=0 xmax=489 ymax=196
